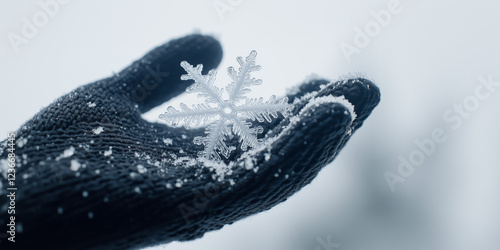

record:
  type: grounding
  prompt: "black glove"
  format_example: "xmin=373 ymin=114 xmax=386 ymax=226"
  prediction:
xmin=0 ymin=34 xmax=380 ymax=250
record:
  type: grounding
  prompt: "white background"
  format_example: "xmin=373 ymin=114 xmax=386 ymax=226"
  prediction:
xmin=1 ymin=1 xmax=499 ymax=249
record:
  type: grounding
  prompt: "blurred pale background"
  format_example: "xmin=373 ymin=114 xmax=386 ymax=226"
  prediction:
xmin=1 ymin=1 xmax=499 ymax=249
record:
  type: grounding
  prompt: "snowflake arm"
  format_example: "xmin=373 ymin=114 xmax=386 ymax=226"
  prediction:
xmin=181 ymin=61 xmax=224 ymax=105
xmin=231 ymin=118 xmax=263 ymax=151
xmin=237 ymin=95 xmax=292 ymax=123
xmin=159 ymin=103 xmax=220 ymax=128
xmin=226 ymin=50 xmax=262 ymax=104
xmin=193 ymin=118 xmax=232 ymax=161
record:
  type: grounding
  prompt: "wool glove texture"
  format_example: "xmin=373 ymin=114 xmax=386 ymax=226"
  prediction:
xmin=0 ymin=34 xmax=380 ymax=250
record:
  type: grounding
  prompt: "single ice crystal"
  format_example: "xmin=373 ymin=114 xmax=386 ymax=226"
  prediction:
xmin=160 ymin=50 xmax=292 ymax=161
xmin=93 ymin=126 xmax=104 ymax=135
xmin=70 ymin=160 xmax=81 ymax=171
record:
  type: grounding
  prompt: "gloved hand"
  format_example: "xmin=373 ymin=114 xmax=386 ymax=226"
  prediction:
xmin=0 ymin=34 xmax=380 ymax=250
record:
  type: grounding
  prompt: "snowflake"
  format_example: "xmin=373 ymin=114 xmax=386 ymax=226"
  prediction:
xmin=159 ymin=50 xmax=292 ymax=161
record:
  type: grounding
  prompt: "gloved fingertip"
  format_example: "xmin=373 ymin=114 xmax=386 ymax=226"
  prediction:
xmin=108 ymin=34 xmax=223 ymax=113
xmin=318 ymin=77 xmax=380 ymax=128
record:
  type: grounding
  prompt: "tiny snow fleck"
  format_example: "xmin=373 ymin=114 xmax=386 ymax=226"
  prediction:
xmin=166 ymin=183 xmax=173 ymax=189
xmin=347 ymin=128 xmax=353 ymax=136
xmin=16 ymin=138 xmax=28 ymax=148
xmin=137 ymin=165 xmax=147 ymax=174
xmin=264 ymin=153 xmax=271 ymax=161
xmin=244 ymin=157 xmax=254 ymax=170
xmin=103 ymin=147 xmax=113 ymax=156
xmin=274 ymin=173 xmax=279 ymax=177
xmin=57 ymin=207 xmax=63 ymax=214
xmin=198 ymin=158 xmax=233 ymax=181
xmin=163 ymin=138 xmax=173 ymax=145
xmin=130 ymin=172 xmax=137 ymax=178
xmin=181 ymin=135 xmax=187 ymax=139
xmin=90 ymin=140 xmax=94 ymax=144
xmin=93 ymin=126 xmax=104 ymax=135
xmin=95 ymin=169 xmax=100 ymax=174
xmin=285 ymin=174 xmax=289 ymax=179
xmin=87 ymin=102 xmax=96 ymax=108
xmin=82 ymin=191 xmax=89 ymax=197
xmin=175 ymin=180 xmax=183 ymax=188
xmin=134 ymin=152 xmax=141 ymax=158
xmin=103 ymin=197 xmax=109 ymax=203
xmin=70 ymin=160 xmax=81 ymax=171
xmin=88 ymin=212 xmax=94 ymax=219
xmin=229 ymin=179 xmax=235 ymax=185
xmin=22 ymin=173 xmax=28 ymax=179
xmin=134 ymin=187 xmax=142 ymax=194
xmin=179 ymin=149 xmax=184 ymax=154
xmin=17 ymin=223 xmax=23 ymax=233
xmin=56 ymin=146 xmax=75 ymax=161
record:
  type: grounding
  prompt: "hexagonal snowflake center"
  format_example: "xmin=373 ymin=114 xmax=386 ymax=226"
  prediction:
xmin=222 ymin=105 xmax=233 ymax=115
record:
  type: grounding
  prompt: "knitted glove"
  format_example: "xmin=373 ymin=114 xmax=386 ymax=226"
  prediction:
xmin=0 ymin=34 xmax=380 ymax=250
